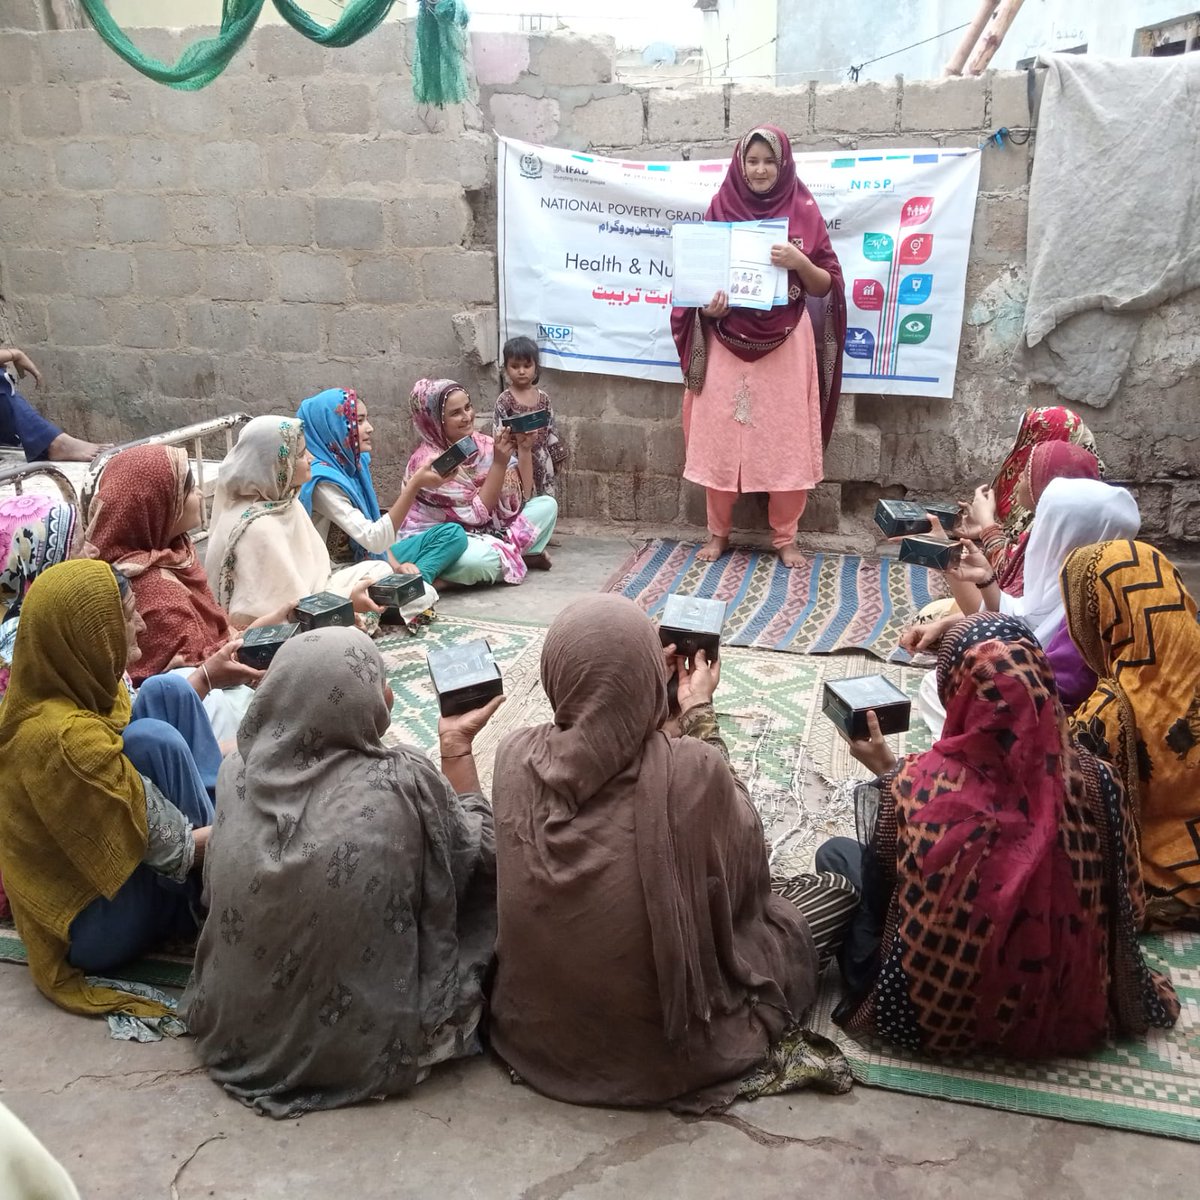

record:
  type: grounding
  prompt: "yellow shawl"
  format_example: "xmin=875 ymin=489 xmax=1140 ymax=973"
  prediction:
xmin=1063 ymin=540 xmax=1200 ymax=926
xmin=0 ymin=559 xmax=167 ymax=1017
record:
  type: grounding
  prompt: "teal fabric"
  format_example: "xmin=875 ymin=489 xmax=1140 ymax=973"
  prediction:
xmin=413 ymin=0 xmax=471 ymax=107
xmin=79 ymin=0 xmax=401 ymax=90
xmin=439 ymin=496 xmax=556 ymax=586
xmin=388 ymin=522 xmax=468 ymax=582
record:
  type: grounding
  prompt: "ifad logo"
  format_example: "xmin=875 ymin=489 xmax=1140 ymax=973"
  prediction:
xmin=519 ymin=152 xmax=543 ymax=179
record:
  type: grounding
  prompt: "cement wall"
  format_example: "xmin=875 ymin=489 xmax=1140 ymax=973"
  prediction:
xmin=0 ymin=19 xmax=1197 ymax=544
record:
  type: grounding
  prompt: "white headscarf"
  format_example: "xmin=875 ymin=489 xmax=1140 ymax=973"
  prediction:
xmin=205 ymin=416 xmax=331 ymax=626
xmin=1000 ymin=477 xmax=1141 ymax=645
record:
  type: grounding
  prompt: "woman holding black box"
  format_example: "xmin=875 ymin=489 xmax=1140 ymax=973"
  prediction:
xmin=671 ymin=125 xmax=846 ymax=568
xmin=821 ymin=613 xmax=1178 ymax=1058
xmin=398 ymin=378 xmax=558 ymax=586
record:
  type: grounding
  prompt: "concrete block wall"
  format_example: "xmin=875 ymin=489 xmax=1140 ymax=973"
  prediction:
xmin=0 ymin=21 xmax=497 ymax=484
xmin=1 ymin=20 xmax=1196 ymax=541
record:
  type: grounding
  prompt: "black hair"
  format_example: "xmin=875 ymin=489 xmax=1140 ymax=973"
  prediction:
xmin=184 ymin=468 xmax=195 ymax=494
xmin=111 ymin=565 xmax=132 ymax=602
xmin=502 ymin=335 xmax=540 ymax=385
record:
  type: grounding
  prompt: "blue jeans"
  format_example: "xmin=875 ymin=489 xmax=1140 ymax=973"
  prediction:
xmin=66 ymin=718 xmax=215 ymax=973
xmin=0 ymin=380 xmax=61 ymax=462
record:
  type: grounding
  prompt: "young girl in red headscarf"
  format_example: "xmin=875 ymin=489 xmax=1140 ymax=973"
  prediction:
xmin=671 ymin=125 xmax=847 ymax=568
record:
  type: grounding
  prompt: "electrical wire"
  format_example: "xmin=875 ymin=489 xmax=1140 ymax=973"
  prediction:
xmin=617 ymin=34 xmax=779 ymax=83
xmin=847 ymin=21 xmax=971 ymax=79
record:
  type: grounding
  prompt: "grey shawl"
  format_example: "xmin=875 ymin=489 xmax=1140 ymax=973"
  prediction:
xmin=182 ymin=626 xmax=496 ymax=1118
xmin=1016 ymin=53 xmax=1200 ymax=405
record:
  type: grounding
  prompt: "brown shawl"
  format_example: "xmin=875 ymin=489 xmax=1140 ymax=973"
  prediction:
xmin=489 ymin=595 xmax=818 ymax=1108
xmin=84 ymin=445 xmax=230 ymax=683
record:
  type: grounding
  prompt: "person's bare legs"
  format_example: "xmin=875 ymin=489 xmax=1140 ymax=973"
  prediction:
xmin=45 ymin=431 xmax=110 ymax=462
xmin=770 ymin=489 xmax=809 ymax=568
xmin=699 ymin=487 xmax=736 ymax=561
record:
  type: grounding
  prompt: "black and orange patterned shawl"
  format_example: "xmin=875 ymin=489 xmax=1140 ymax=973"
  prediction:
xmin=1063 ymin=539 xmax=1200 ymax=928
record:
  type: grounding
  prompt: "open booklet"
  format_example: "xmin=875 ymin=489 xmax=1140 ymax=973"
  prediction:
xmin=671 ymin=218 xmax=790 ymax=311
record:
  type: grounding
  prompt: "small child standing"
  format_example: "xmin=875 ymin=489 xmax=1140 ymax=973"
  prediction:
xmin=493 ymin=336 xmax=568 ymax=501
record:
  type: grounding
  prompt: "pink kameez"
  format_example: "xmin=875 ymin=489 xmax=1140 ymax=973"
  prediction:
xmin=682 ymin=308 xmax=823 ymax=494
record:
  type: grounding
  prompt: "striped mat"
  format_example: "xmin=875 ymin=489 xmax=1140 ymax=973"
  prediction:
xmin=605 ymin=539 xmax=946 ymax=660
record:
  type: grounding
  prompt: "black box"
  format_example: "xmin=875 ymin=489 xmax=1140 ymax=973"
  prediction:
xmin=427 ymin=639 xmax=504 ymax=717
xmin=368 ymin=572 xmax=427 ymax=610
xmin=295 ymin=591 xmax=355 ymax=631
xmin=822 ymin=675 xmax=911 ymax=740
xmin=874 ymin=498 xmax=932 ymax=538
xmin=237 ymin=622 xmax=300 ymax=670
xmin=898 ymin=537 xmax=963 ymax=571
xmin=431 ymin=436 xmax=478 ymax=477
xmin=501 ymin=408 xmax=551 ymax=434
xmin=919 ymin=501 xmax=961 ymax=533
xmin=659 ymin=593 xmax=727 ymax=662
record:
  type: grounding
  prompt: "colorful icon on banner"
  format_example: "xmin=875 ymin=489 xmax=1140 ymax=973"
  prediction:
xmin=862 ymin=233 xmax=894 ymax=262
xmin=899 ymin=233 xmax=934 ymax=264
xmin=900 ymin=196 xmax=934 ymax=227
xmin=898 ymin=313 xmax=933 ymax=344
xmin=844 ymin=327 xmax=875 ymax=360
xmin=898 ymin=274 xmax=933 ymax=305
xmin=852 ymin=278 xmax=885 ymax=310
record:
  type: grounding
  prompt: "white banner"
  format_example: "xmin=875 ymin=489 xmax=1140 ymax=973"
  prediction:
xmin=497 ymin=136 xmax=981 ymax=399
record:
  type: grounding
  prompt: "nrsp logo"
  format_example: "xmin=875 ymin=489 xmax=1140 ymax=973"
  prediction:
xmin=519 ymin=152 xmax=543 ymax=179
xmin=538 ymin=323 xmax=573 ymax=343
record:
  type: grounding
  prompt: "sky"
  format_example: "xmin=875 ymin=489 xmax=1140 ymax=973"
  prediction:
xmin=461 ymin=0 xmax=705 ymax=49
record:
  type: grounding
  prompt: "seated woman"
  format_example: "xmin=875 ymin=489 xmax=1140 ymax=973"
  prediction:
xmin=0 ymin=560 xmax=215 ymax=1019
xmin=205 ymin=414 xmax=436 ymax=627
xmin=982 ymin=404 xmax=1103 ymax=549
xmin=909 ymin=478 xmax=1140 ymax=735
xmin=1063 ymin=540 xmax=1200 ymax=930
xmin=297 ymin=387 xmax=467 ymax=584
xmin=820 ymin=613 xmax=1179 ymax=1057
xmin=184 ymin=626 xmax=499 ymax=1117
xmin=960 ymin=440 xmax=1101 ymax=595
xmin=1 ymin=495 xmax=81 ymax=700
xmin=911 ymin=406 xmax=1104 ymax=624
xmin=85 ymin=444 xmax=266 ymax=739
xmin=489 ymin=595 xmax=856 ymax=1110
xmin=399 ymin=378 xmax=557 ymax=586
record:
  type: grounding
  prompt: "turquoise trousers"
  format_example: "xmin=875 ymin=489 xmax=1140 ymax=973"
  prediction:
xmin=387 ymin=521 xmax=469 ymax=581
xmin=439 ymin=495 xmax=558 ymax=586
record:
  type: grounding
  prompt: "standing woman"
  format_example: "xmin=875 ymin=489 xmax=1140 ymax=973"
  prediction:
xmin=671 ymin=125 xmax=846 ymax=567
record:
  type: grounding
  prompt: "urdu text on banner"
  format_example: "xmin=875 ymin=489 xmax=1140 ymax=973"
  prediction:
xmin=496 ymin=136 xmax=982 ymax=399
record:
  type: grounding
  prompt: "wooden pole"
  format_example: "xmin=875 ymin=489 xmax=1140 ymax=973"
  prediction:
xmin=964 ymin=0 xmax=1027 ymax=75
xmin=944 ymin=0 xmax=999 ymax=76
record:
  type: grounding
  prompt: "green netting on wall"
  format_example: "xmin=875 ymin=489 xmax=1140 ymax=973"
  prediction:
xmin=413 ymin=0 xmax=470 ymax=107
xmin=77 ymin=0 xmax=470 ymax=102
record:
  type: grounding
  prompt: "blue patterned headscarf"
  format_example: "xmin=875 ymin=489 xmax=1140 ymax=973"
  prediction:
xmin=296 ymin=388 xmax=382 ymax=560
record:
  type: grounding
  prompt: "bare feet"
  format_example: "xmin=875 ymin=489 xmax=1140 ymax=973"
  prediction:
xmin=696 ymin=535 xmax=729 ymax=562
xmin=45 ymin=432 xmax=111 ymax=462
xmin=777 ymin=544 xmax=807 ymax=569
xmin=523 ymin=551 xmax=552 ymax=571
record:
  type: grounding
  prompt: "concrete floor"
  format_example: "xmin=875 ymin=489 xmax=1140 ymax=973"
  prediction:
xmin=3 ymin=529 xmax=1197 ymax=1199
